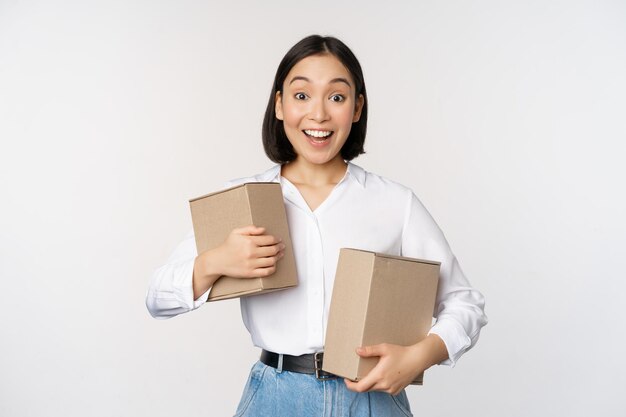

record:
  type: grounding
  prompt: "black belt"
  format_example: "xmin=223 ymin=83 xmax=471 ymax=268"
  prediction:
xmin=260 ymin=350 xmax=338 ymax=380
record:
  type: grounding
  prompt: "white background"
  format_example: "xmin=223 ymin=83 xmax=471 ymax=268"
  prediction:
xmin=1 ymin=1 xmax=625 ymax=416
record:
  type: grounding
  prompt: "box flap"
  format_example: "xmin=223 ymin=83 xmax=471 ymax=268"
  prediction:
xmin=342 ymin=247 xmax=441 ymax=266
xmin=189 ymin=182 xmax=280 ymax=203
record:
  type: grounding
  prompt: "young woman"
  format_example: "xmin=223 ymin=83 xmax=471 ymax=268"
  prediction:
xmin=147 ymin=34 xmax=487 ymax=417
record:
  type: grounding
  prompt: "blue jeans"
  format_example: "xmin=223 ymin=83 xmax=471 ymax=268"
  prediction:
xmin=234 ymin=361 xmax=414 ymax=417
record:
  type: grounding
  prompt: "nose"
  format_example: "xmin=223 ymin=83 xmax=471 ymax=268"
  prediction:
xmin=308 ymin=97 xmax=329 ymax=122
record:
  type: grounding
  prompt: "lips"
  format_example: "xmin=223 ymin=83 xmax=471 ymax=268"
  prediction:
xmin=303 ymin=129 xmax=333 ymax=138
xmin=303 ymin=129 xmax=334 ymax=144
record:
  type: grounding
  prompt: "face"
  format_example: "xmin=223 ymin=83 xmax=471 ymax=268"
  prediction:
xmin=275 ymin=54 xmax=364 ymax=167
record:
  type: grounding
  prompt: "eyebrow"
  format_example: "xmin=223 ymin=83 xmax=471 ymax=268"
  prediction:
xmin=288 ymin=76 xmax=352 ymax=88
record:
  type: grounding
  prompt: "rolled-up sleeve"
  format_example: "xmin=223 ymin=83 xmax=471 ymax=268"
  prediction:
xmin=145 ymin=228 xmax=210 ymax=319
xmin=401 ymin=191 xmax=488 ymax=366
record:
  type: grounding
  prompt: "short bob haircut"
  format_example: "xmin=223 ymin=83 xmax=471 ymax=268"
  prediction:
xmin=262 ymin=35 xmax=368 ymax=164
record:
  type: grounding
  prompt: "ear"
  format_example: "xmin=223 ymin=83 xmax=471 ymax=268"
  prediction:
xmin=352 ymin=94 xmax=364 ymax=123
xmin=275 ymin=91 xmax=284 ymax=121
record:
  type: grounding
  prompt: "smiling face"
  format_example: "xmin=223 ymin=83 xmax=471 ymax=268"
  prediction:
xmin=275 ymin=53 xmax=364 ymax=168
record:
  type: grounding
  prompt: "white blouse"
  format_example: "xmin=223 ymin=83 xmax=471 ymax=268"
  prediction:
xmin=146 ymin=162 xmax=488 ymax=366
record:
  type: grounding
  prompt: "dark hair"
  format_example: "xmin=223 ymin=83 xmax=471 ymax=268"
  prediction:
xmin=262 ymin=35 xmax=368 ymax=164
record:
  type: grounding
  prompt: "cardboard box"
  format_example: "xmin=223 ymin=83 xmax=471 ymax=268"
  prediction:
xmin=189 ymin=182 xmax=298 ymax=301
xmin=322 ymin=248 xmax=440 ymax=384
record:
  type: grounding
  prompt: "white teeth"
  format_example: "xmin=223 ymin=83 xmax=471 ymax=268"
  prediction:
xmin=304 ymin=129 xmax=332 ymax=138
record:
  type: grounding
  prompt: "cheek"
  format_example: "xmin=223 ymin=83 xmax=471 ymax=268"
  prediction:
xmin=334 ymin=108 xmax=356 ymax=128
xmin=281 ymin=107 xmax=304 ymax=144
xmin=283 ymin=113 xmax=299 ymax=128
xmin=282 ymin=101 xmax=304 ymax=126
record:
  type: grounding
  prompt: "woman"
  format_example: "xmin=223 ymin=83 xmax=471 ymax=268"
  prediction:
xmin=146 ymin=34 xmax=488 ymax=416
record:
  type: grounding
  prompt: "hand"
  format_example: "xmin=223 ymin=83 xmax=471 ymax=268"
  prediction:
xmin=193 ymin=225 xmax=285 ymax=299
xmin=215 ymin=225 xmax=285 ymax=278
xmin=343 ymin=335 xmax=448 ymax=396
xmin=343 ymin=343 xmax=424 ymax=396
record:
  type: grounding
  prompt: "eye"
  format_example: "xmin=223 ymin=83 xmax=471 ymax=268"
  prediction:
xmin=295 ymin=92 xmax=307 ymax=100
xmin=330 ymin=94 xmax=345 ymax=103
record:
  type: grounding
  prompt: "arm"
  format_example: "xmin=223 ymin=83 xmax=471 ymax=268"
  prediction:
xmin=345 ymin=191 xmax=488 ymax=393
xmin=401 ymin=191 xmax=487 ymax=365
xmin=146 ymin=226 xmax=285 ymax=319
xmin=145 ymin=228 xmax=202 ymax=319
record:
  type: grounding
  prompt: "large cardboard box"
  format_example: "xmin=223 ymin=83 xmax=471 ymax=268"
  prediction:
xmin=189 ymin=182 xmax=298 ymax=301
xmin=322 ymin=248 xmax=440 ymax=384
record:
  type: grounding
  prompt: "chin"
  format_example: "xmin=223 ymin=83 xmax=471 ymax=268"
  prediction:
xmin=302 ymin=154 xmax=339 ymax=166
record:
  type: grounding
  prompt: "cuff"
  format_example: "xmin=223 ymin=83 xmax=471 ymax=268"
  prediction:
xmin=172 ymin=258 xmax=208 ymax=311
xmin=194 ymin=288 xmax=210 ymax=307
xmin=428 ymin=317 xmax=472 ymax=367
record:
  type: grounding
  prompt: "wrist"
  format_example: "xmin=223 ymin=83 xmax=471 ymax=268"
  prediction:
xmin=417 ymin=334 xmax=449 ymax=368
xmin=407 ymin=334 xmax=449 ymax=373
xmin=194 ymin=248 xmax=222 ymax=287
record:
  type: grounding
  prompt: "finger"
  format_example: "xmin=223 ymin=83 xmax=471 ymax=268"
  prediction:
xmin=252 ymin=253 xmax=283 ymax=268
xmin=344 ymin=374 xmax=377 ymax=393
xmin=255 ymin=243 xmax=285 ymax=258
xmin=233 ymin=225 xmax=266 ymax=236
xmin=251 ymin=265 xmax=277 ymax=278
xmin=250 ymin=234 xmax=282 ymax=247
xmin=344 ymin=378 xmax=358 ymax=391
xmin=356 ymin=344 xmax=385 ymax=358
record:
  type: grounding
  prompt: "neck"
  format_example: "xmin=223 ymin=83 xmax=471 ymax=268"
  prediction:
xmin=281 ymin=156 xmax=348 ymax=187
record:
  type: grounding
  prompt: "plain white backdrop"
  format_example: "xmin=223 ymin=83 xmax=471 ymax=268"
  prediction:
xmin=1 ymin=1 xmax=625 ymax=416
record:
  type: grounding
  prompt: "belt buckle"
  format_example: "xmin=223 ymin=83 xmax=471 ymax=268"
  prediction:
xmin=314 ymin=352 xmax=336 ymax=380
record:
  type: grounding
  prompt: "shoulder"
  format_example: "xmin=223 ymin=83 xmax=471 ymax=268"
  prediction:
xmin=350 ymin=162 xmax=414 ymax=199
xmin=222 ymin=165 xmax=281 ymax=189
xmin=349 ymin=163 xmax=435 ymax=219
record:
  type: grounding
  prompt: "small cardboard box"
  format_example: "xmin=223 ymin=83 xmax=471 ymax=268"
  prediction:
xmin=189 ymin=182 xmax=298 ymax=301
xmin=322 ymin=248 xmax=440 ymax=384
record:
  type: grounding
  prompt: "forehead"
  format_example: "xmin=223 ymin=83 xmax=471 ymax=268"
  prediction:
xmin=285 ymin=54 xmax=354 ymax=87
